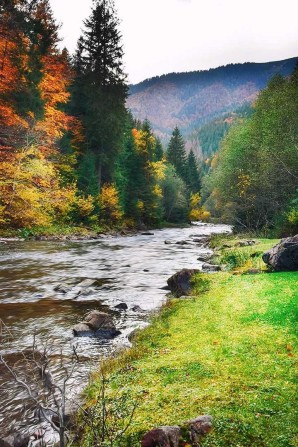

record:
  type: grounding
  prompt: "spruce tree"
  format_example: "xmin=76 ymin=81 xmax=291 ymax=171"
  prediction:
xmin=187 ymin=149 xmax=201 ymax=193
xmin=73 ymin=0 xmax=127 ymax=188
xmin=167 ymin=126 xmax=187 ymax=182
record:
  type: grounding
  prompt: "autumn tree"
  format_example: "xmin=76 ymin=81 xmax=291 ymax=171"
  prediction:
xmin=0 ymin=0 xmax=79 ymax=229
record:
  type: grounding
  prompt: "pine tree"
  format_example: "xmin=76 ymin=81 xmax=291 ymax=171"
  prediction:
xmin=167 ymin=126 xmax=187 ymax=182
xmin=187 ymin=149 xmax=201 ymax=194
xmin=73 ymin=0 xmax=127 ymax=188
xmin=155 ymin=137 xmax=164 ymax=161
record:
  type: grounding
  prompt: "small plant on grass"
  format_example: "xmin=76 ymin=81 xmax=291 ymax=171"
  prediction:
xmin=79 ymin=368 xmax=140 ymax=447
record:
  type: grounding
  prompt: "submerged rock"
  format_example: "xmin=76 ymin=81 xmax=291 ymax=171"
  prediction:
xmin=0 ymin=432 xmax=29 ymax=447
xmin=131 ymin=305 xmax=146 ymax=313
xmin=262 ymin=235 xmax=298 ymax=271
xmin=167 ymin=269 xmax=200 ymax=297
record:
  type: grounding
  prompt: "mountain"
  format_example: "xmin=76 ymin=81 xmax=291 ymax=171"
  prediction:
xmin=127 ymin=57 xmax=298 ymax=158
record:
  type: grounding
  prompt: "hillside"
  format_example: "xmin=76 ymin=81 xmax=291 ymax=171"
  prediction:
xmin=127 ymin=57 xmax=298 ymax=156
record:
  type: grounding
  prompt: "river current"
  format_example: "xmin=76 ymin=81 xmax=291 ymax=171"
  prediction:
xmin=0 ymin=223 xmax=230 ymax=442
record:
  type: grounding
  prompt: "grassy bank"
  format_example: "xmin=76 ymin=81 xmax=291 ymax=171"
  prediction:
xmin=80 ymin=236 xmax=298 ymax=446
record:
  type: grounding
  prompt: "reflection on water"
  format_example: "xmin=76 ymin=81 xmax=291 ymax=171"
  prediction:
xmin=0 ymin=223 xmax=231 ymax=439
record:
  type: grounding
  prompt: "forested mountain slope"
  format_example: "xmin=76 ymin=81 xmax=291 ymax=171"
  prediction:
xmin=127 ymin=57 xmax=298 ymax=155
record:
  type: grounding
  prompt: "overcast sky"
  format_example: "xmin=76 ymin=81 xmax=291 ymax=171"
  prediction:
xmin=50 ymin=0 xmax=298 ymax=84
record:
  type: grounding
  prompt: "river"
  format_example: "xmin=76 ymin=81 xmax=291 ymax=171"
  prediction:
xmin=0 ymin=223 xmax=230 ymax=443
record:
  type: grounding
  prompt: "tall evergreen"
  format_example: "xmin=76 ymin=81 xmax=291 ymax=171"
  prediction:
xmin=187 ymin=149 xmax=201 ymax=194
xmin=167 ymin=126 xmax=187 ymax=182
xmin=72 ymin=0 xmax=127 ymax=189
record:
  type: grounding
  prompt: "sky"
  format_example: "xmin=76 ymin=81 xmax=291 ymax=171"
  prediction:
xmin=50 ymin=0 xmax=298 ymax=84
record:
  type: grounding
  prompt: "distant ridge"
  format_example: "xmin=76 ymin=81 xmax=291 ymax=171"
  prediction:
xmin=127 ymin=57 xmax=298 ymax=157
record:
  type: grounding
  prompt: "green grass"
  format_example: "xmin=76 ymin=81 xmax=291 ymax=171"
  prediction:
xmin=80 ymin=237 xmax=298 ymax=447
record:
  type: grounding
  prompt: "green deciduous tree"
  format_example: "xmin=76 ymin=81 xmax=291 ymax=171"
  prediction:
xmin=203 ymin=69 xmax=298 ymax=233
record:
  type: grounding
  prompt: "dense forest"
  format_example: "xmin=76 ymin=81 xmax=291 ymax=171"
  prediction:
xmin=1 ymin=0 xmax=297 ymax=236
xmin=202 ymin=68 xmax=298 ymax=235
xmin=0 ymin=0 xmax=203 ymax=234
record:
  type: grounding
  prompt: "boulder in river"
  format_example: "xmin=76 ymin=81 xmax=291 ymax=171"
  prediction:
xmin=167 ymin=269 xmax=200 ymax=297
xmin=114 ymin=302 xmax=128 ymax=311
xmin=73 ymin=311 xmax=120 ymax=338
xmin=262 ymin=235 xmax=298 ymax=271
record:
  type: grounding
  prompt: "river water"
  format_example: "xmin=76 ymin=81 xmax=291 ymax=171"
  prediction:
xmin=0 ymin=223 xmax=230 ymax=442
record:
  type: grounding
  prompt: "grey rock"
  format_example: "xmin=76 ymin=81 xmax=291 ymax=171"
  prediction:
xmin=238 ymin=239 xmax=258 ymax=247
xmin=73 ymin=311 xmax=120 ymax=338
xmin=115 ymin=302 xmax=128 ymax=311
xmin=197 ymin=253 xmax=212 ymax=262
xmin=73 ymin=323 xmax=93 ymax=336
xmin=131 ymin=305 xmax=146 ymax=313
xmin=84 ymin=311 xmax=115 ymax=331
xmin=141 ymin=232 xmax=154 ymax=236
xmin=262 ymin=234 xmax=298 ymax=271
xmin=167 ymin=269 xmax=200 ymax=297
xmin=202 ymin=263 xmax=221 ymax=272
xmin=164 ymin=240 xmax=173 ymax=245
xmin=184 ymin=415 xmax=213 ymax=445
xmin=141 ymin=425 xmax=181 ymax=447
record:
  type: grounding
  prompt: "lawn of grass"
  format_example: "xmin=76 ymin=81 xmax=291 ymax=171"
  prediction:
xmin=81 ymin=236 xmax=298 ymax=447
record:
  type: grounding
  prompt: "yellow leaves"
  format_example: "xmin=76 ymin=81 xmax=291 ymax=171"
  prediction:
xmin=149 ymin=160 xmax=166 ymax=180
xmin=98 ymin=183 xmax=123 ymax=223
xmin=136 ymin=200 xmax=144 ymax=210
xmin=237 ymin=172 xmax=251 ymax=198
xmin=132 ymin=128 xmax=155 ymax=154
xmin=189 ymin=192 xmax=211 ymax=221
xmin=189 ymin=208 xmax=210 ymax=221
xmin=190 ymin=192 xmax=201 ymax=208
xmin=76 ymin=195 xmax=95 ymax=218
xmin=0 ymin=145 xmax=77 ymax=228
xmin=153 ymin=185 xmax=163 ymax=199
